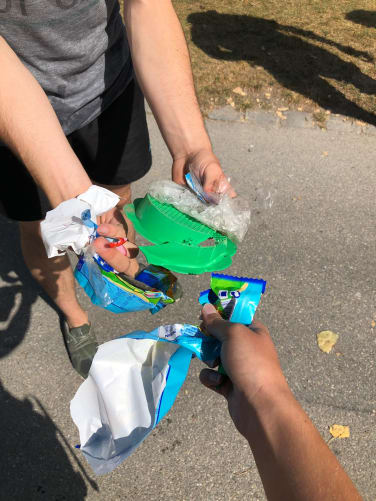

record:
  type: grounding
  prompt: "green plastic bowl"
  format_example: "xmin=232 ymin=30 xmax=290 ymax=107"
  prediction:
xmin=124 ymin=195 xmax=237 ymax=274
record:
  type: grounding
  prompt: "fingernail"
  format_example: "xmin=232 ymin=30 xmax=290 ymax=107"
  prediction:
xmin=202 ymin=303 xmax=217 ymax=315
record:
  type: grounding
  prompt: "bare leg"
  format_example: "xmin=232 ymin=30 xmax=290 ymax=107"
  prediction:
xmin=19 ymin=220 xmax=88 ymax=328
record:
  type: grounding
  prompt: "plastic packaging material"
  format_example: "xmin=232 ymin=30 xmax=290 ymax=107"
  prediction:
xmin=185 ymin=170 xmax=219 ymax=204
xmin=136 ymin=264 xmax=182 ymax=302
xmin=185 ymin=171 xmax=211 ymax=203
xmin=185 ymin=166 xmax=233 ymax=204
xmin=70 ymin=324 xmax=221 ymax=475
xmin=41 ymin=186 xmax=120 ymax=258
xmin=199 ymin=273 xmax=266 ymax=326
xmin=82 ymin=244 xmax=113 ymax=307
xmin=40 ymin=187 xmax=178 ymax=314
xmin=75 ymin=253 xmax=180 ymax=314
xmin=124 ymin=194 xmax=237 ymax=274
xmin=148 ymin=180 xmax=250 ymax=243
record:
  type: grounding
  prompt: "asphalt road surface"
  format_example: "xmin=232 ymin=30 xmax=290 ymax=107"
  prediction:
xmin=0 ymin=112 xmax=375 ymax=500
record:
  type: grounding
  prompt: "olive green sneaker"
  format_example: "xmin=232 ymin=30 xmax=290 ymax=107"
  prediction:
xmin=63 ymin=323 xmax=98 ymax=378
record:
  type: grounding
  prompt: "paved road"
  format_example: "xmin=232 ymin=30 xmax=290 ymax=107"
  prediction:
xmin=0 ymin=113 xmax=375 ymax=500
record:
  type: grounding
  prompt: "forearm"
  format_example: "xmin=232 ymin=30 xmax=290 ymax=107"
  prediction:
xmin=123 ymin=0 xmax=212 ymax=160
xmin=245 ymin=387 xmax=362 ymax=501
xmin=0 ymin=37 xmax=91 ymax=207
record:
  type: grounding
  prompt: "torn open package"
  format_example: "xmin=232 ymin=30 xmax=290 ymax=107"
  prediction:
xmin=70 ymin=324 xmax=221 ymax=475
xmin=40 ymin=186 xmax=180 ymax=314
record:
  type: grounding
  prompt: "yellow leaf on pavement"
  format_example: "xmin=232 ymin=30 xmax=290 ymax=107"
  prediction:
xmin=371 ymin=320 xmax=375 ymax=328
xmin=226 ymin=97 xmax=235 ymax=108
xmin=317 ymin=330 xmax=339 ymax=353
xmin=329 ymin=424 xmax=350 ymax=439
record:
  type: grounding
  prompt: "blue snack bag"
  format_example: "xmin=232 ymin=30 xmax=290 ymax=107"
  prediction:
xmin=74 ymin=209 xmax=180 ymax=314
xmin=199 ymin=273 xmax=266 ymax=326
xmin=199 ymin=273 xmax=266 ymax=375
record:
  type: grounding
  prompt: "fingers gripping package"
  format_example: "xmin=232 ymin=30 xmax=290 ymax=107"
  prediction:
xmin=70 ymin=324 xmax=221 ymax=475
xmin=40 ymin=186 xmax=180 ymax=314
xmin=199 ymin=273 xmax=266 ymax=375
xmin=199 ymin=273 xmax=267 ymax=325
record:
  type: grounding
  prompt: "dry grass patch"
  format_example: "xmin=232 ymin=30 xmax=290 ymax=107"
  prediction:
xmin=172 ymin=0 xmax=376 ymax=125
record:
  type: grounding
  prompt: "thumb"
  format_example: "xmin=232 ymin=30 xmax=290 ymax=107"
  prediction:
xmin=171 ymin=158 xmax=187 ymax=186
xmin=199 ymin=369 xmax=230 ymax=398
xmin=93 ymin=237 xmax=138 ymax=277
xmin=201 ymin=303 xmax=229 ymax=343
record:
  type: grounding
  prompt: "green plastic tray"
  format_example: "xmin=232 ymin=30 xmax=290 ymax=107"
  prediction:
xmin=124 ymin=195 xmax=237 ymax=274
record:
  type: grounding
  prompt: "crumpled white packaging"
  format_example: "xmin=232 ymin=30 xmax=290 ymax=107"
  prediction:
xmin=148 ymin=180 xmax=250 ymax=242
xmin=71 ymin=337 xmax=177 ymax=474
xmin=40 ymin=186 xmax=119 ymax=258
xmin=77 ymin=185 xmax=120 ymax=217
xmin=70 ymin=324 xmax=221 ymax=475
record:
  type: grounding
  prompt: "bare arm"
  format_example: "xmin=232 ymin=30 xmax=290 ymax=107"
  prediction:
xmin=123 ymin=0 xmax=234 ymax=196
xmin=200 ymin=304 xmax=363 ymax=501
xmin=0 ymin=36 xmax=91 ymax=207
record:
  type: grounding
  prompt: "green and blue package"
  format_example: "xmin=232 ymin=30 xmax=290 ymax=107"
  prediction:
xmin=199 ymin=273 xmax=266 ymax=325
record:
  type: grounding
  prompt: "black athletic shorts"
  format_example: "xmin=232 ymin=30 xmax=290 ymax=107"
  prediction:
xmin=0 ymin=78 xmax=152 ymax=222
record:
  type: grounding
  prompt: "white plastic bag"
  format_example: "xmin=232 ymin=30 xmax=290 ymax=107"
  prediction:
xmin=41 ymin=186 xmax=119 ymax=257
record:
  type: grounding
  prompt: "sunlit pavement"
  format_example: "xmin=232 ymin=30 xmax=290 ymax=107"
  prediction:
xmin=0 ymin=112 xmax=375 ymax=500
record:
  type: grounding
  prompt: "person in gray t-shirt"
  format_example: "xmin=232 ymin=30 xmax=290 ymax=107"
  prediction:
xmin=0 ymin=1 xmax=234 ymax=377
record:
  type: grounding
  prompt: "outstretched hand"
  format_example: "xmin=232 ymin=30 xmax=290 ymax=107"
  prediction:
xmin=199 ymin=304 xmax=289 ymax=438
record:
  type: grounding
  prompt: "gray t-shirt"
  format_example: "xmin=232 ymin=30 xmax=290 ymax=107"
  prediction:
xmin=0 ymin=0 xmax=132 ymax=135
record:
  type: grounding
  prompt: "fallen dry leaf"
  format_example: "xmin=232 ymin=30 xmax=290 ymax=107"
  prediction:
xmin=278 ymin=107 xmax=289 ymax=111
xmin=317 ymin=330 xmax=339 ymax=353
xmin=371 ymin=320 xmax=375 ymax=328
xmin=322 ymin=151 xmax=328 ymax=156
xmin=276 ymin=110 xmax=287 ymax=120
xmin=265 ymin=92 xmax=271 ymax=98
xmin=226 ymin=97 xmax=235 ymax=108
xmin=329 ymin=424 xmax=350 ymax=439
xmin=233 ymin=86 xmax=247 ymax=96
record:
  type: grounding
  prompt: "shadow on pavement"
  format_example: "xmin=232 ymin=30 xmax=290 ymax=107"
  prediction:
xmin=346 ymin=10 xmax=376 ymax=28
xmin=188 ymin=11 xmax=376 ymax=126
xmin=0 ymin=215 xmax=97 ymax=498
xmin=0 ymin=215 xmax=61 ymax=358
xmin=0 ymin=382 xmax=93 ymax=500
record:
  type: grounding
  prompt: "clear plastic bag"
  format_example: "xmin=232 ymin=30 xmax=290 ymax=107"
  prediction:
xmin=148 ymin=180 xmax=251 ymax=243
